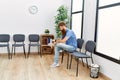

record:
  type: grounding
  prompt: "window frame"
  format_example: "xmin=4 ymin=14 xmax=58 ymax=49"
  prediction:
xmin=94 ymin=0 xmax=120 ymax=64
xmin=70 ymin=0 xmax=84 ymax=38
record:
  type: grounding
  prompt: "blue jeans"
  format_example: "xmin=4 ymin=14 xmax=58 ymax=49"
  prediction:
xmin=54 ymin=43 xmax=75 ymax=63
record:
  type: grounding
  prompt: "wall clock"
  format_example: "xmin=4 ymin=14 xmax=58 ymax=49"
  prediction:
xmin=29 ymin=5 xmax=38 ymax=14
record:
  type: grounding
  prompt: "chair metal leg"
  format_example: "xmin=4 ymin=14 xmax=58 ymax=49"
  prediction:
xmin=28 ymin=45 xmax=30 ymax=58
xmin=76 ymin=58 xmax=79 ymax=76
xmin=14 ymin=46 xmax=15 ymax=55
xmin=7 ymin=46 xmax=10 ymax=59
xmin=38 ymin=46 xmax=42 ymax=57
xmin=38 ymin=46 xmax=39 ymax=54
xmin=81 ymin=58 xmax=84 ymax=66
xmin=67 ymin=53 xmax=69 ymax=69
xmin=11 ymin=46 xmax=13 ymax=53
xmin=69 ymin=55 xmax=73 ymax=69
xmin=40 ymin=46 xmax=42 ymax=57
xmin=86 ymin=58 xmax=89 ymax=68
xmin=61 ymin=52 xmax=64 ymax=63
xmin=91 ymin=57 xmax=94 ymax=64
xmin=11 ymin=46 xmax=13 ymax=58
xmin=23 ymin=46 xmax=26 ymax=58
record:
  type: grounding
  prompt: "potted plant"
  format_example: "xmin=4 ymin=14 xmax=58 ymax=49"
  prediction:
xmin=44 ymin=29 xmax=50 ymax=34
xmin=54 ymin=5 xmax=70 ymax=38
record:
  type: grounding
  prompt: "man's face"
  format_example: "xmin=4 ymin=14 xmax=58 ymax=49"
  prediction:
xmin=59 ymin=25 xmax=64 ymax=31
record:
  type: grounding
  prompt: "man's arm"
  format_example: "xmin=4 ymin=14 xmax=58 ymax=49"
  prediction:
xmin=56 ymin=37 xmax=69 ymax=43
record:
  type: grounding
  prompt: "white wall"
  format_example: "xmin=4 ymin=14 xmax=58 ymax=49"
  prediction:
xmin=1 ymin=0 xmax=120 ymax=79
xmin=83 ymin=0 xmax=120 ymax=80
xmin=0 ymin=0 xmax=69 ymax=53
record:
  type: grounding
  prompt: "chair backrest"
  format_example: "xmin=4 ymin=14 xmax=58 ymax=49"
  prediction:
xmin=77 ymin=38 xmax=84 ymax=49
xmin=29 ymin=34 xmax=39 ymax=42
xmin=0 ymin=34 xmax=10 ymax=42
xmin=85 ymin=40 xmax=96 ymax=53
xmin=13 ymin=34 xmax=25 ymax=42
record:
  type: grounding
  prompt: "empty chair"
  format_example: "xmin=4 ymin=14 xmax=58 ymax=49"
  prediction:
xmin=76 ymin=39 xmax=84 ymax=66
xmin=12 ymin=34 xmax=26 ymax=58
xmin=27 ymin=34 xmax=41 ymax=58
xmin=0 ymin=34 xmax=11 ymax=59
xmin=69 ymin=40 xmax=96 ymax=76
xmin=77 ymin=39 xmax=84 ymax=52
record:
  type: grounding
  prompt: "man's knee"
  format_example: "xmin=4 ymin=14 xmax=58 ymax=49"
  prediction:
xmin=56 ymin=43 xmax=64 ymax=47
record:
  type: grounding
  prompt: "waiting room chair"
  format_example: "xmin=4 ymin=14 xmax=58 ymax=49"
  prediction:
xmin=69 ymin=40 xmax=96 ymax=76
xmin=0 ymin=34 xmax=11 ymax=59
xmin=75 ymin=39 xmax=84 ymax=66
xmin=27 ymin=34 xmax=41 ymax=58
xmin=61 ymin=38 xmax=84 ymax=69
xmin=11 ymin=34 xmax=26 ymax=58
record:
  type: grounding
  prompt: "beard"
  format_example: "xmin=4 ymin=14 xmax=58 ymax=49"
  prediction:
xmin=61 ymin=29 xmax=66 ymax=36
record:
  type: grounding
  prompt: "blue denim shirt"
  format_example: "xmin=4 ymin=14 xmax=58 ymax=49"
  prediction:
xmin=63 ymin=28 xmax=77 ymax=49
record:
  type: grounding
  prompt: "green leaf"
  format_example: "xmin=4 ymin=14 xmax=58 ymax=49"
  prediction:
xmin=54 ymin=5 xmax=70 ymax=38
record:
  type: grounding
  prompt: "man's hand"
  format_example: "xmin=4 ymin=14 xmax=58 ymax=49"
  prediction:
xmin=56 ymin=39 xmax=61 ymax=43
xmin=56 ymin=37 xmax=68 ymax=43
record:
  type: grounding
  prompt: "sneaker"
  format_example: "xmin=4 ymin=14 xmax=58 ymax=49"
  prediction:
xmin=59 ymin=50 xmax=63 ymax=53
xmin=50 ymin=63 xmax=60 ymax=68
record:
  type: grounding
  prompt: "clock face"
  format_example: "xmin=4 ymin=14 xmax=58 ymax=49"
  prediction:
xmin=29 ymin=5 xmax=38 ymax=14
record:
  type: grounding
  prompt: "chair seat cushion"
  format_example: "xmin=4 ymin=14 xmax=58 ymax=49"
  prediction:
xmin=0 ymin=44 xmax=9 ymax=47
xmin=12 ymin=43 xmax=25 ymax=47
xmin=29 ymin=43 xmax=40 ymax=46
xmin=71 ymin=51 xmax=90 ymax=58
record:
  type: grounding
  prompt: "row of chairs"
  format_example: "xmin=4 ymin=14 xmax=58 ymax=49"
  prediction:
xmin=0 ymin=34 xmax=41 ymax=59
xmin=61 ymin=38 xmax=96 ymax=76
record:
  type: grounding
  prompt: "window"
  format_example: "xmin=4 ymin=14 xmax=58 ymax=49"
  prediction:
xmin=72 ymin=13 xmax=82 ymax=38
xmin=71 ymin=0 xmax=84 ymax=38
xmin=95 ymin=0 xmax=120 ymax=64
xmin=72 ymin=0 xmax=83 ymax=12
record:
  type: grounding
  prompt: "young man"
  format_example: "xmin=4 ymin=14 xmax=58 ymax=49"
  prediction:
xmin=50 ymin=21 xmax=77 ymax=67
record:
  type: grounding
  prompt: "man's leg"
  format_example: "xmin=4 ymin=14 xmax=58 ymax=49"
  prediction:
xmin=54 ymin=43 xmax=75 ymax=64
xmin=51 ymin=43 xmax=75 ymax=67
xmin=54 ymin=45 xmax=62 ymax=64
xmin=56 ymin=43 xmax=75 ymax=52
xmin=50 ymin=44 xmax=62 ymax=67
